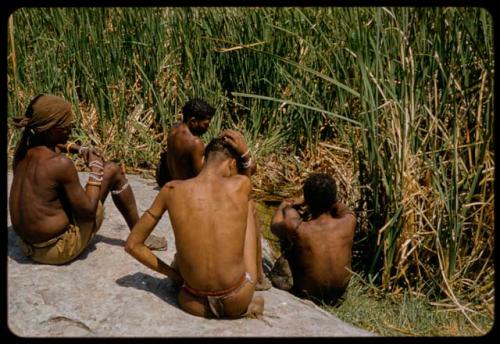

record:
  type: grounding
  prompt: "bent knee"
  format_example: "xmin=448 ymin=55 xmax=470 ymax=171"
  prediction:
xmin=104 ymin=161 xmax=123 ymax=177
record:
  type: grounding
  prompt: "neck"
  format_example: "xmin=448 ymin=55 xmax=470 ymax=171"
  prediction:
xmin=28 ymin=134 xmax=58 ymax=151
xmin=199 ymin=157 xmax=232 ymax=178
xmin=310 ymin=209 xmax=332 ymax=220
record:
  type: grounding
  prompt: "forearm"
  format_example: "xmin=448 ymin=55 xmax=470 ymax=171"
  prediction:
xmin=83 ymin=163 xmax=105 ymax=213
xmin=127 ymin=243 xmax=181 ymax=280
xmin=238 ymin=150 xmax=256 ymax=177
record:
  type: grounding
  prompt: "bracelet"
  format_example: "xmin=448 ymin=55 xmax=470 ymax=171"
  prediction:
xmin=66 ymin=142 xmax=73 ymax=154
xmin=241 ymin=149 xmax=250 ymax=158
xmin=145 ymin=209 xmax=160 ymax=221
xmin=79 ymin=145 xmax=89 ymax=155
xmin=86 ymin=180 xmax=102 ymax=187
xmin=111 ymin=181 xmax=129 ymax=195
xmin=89 ymin=170 xmax=104 ymax=176
xmin=89 ymin=173 xmax=103 ymax=182
xmin=89 ymin=160 xmax=104 ymax=169
xmin=241 ymin=158 xmax=252 ymax=169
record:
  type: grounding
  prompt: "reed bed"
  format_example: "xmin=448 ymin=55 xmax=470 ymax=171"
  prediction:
xmin=7 ymin=7 xmax=494 ymax=331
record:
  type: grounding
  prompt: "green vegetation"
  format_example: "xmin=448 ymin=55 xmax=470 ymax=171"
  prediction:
xmin=7 ymin=7 xmax=494 ymax=335
xmin=323 ymin=274 xmax=493 ymax=336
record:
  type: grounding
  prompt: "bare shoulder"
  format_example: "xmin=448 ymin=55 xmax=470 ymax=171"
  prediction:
xmin=161 ymin=179 xmax=182 ymax=192
xmin=230 ymin=174 xmax=251 ymax=189
xmin=48 ymin=153 xmax=77 ymax=174
xmin=45 ymin=153 xmax=79 ymax=184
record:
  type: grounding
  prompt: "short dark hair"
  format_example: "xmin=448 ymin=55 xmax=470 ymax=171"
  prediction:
xmin=204 ymin=137 xmax=237 ymax=161
xmin=303 ymin=173 xmax=337 ymax=213
xmin=182 ymin=98 xmax=215 ymax=123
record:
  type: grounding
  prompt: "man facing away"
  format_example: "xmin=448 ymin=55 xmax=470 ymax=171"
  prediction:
xmin=9 ymin=94 xmax=166 ymax=265
xmin=125 ymin=131 xmax=264 ymax=318
xmin=155 ymin=98 xmax=216 ymax=186
xmin=269 ymin=173 xmax=356 ymax=305
xmin=155 ymin=98 xmax=269 ymax=290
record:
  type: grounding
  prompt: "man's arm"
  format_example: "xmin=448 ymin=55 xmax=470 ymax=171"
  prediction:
xmin=189 ymin=139 xmax=205 ymax=175
xmin=54 ymin=153 xmax=102 ymax=220
xmin=271 ymin=199 xmax=303 ymax=241
xmin=220 ymin=129 xmax=256 ymax=177
xmin=125 ymin=188 xmax=183 ymax=284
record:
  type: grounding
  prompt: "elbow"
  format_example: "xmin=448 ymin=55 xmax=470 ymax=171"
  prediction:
xmin=124 ymin=238 xmax=136 ymax=256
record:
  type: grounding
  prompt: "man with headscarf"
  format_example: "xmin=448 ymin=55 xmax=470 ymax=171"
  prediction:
xmin=9 ymin=94 xmax=166 ymax=265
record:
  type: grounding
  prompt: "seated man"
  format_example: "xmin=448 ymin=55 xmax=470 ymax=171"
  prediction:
xmin=156 ymin=98 xmax=269 ymax=290
xmin=9 ymin=94 xmax=166 ymax=265
xmin=269 ymin=173 xmax=356 ymax=305
xmin=125 ymin=132 xmax=264 ymax=319
xmin=155 ymin=98 xmax=216 ymax=186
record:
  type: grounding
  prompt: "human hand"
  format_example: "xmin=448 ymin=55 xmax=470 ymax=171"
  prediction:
xmin=282 ymin=197 xmax=304 ymax=209
xmin=220 ymin=129 xmax=249 ymax=157
xmin=82 ymin=148 xmax=104 ymax=167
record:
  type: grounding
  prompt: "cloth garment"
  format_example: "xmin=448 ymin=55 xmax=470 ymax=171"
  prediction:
xmin=183 ymin=272 xmax=254 ymax=318
xmin=12 ymin=94 xmax=74 ymax=133
xmin=17 ymin=201 xmax=104 ymax=265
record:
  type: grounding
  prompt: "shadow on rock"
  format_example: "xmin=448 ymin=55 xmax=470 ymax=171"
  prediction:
xmin=7 ymin=226 xmax=33 ymax=265
xmin=93 ymin=234 xmax=126 ymax=247
xmin=116 ymin=272 xmax=179 ymax=307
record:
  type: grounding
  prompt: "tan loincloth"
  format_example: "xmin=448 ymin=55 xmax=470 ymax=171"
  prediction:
xmin=17 ymin=201 xmax=104 ymax=265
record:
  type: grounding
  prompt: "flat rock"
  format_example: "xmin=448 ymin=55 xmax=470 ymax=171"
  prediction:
xmin=7 ymin=171 xmax=373 ymax=337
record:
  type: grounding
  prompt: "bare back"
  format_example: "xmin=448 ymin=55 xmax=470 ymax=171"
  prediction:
xmin=164 ymin=174 xmax=250 ymax=291
xmin=9 ymin=147 xmax=74 ymax=243
xmin=291 ymin=212 xmax=356 ymax=294
xmin=166 ymin=123 xmax=204 ymax=180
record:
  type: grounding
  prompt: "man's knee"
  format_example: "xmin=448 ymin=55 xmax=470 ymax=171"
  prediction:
xmin=104 ymin=161 xmax=123 ymax=177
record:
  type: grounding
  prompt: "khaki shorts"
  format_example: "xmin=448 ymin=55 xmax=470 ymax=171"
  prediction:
xmin=17 ymin=202 xmax=105 ymax=265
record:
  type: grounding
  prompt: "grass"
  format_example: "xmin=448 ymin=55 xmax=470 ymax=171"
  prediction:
xmin=322 ymin=274 xmax=493 ymax=336
xmin=7 ymin=7 xmax=494 ymax=334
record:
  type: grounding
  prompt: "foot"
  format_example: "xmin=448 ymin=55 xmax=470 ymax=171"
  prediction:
xmin=245 ymin=296 xmax=265 ymax=319
xmin=255 ymin=274 xmax=272 ymax=291
xmin=145 ymin=235 xmax=168 ymax=251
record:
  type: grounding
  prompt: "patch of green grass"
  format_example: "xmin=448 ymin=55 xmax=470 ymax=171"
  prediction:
xmin=321 ymin=274 xmax=493 ymax=336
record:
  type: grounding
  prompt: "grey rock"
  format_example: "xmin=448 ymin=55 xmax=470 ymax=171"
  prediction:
xmin=7 ymin=171 xmax=374 ymax=337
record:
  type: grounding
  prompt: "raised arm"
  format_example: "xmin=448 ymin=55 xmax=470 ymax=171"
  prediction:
xmin=125 ymin=187 xmax=183 ymax=284
xmin=220 ymin=129 xmax=256 ymax=177
xmin=271 ymin=199 xmax=303 ymax=242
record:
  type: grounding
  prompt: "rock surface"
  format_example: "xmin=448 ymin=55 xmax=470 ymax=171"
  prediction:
xmin=7 ymin=171 xmax=373 ymax=337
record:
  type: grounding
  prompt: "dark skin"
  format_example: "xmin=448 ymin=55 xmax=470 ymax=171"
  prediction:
xmin=9 ymin=123 xmax=163 ymax=249
xmin=159 ymin=125 xmax=266 ymax=288
xmin=271 ymin=198 xmax=356 ymax=299
xmin=158 ymin=117 xmax=256 ymax=183
xmin=126 ymin=146 xmax=264 ymax=318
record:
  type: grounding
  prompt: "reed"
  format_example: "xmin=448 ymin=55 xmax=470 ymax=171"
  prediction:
xmin=7 ymin=7 xmax=494 ymax=324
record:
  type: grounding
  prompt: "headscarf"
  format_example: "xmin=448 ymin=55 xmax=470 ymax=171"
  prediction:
xmin=12 ymin=94 xmax=74 ymax=133
xmin=12 ymin=94 xmax=74 ymax=169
